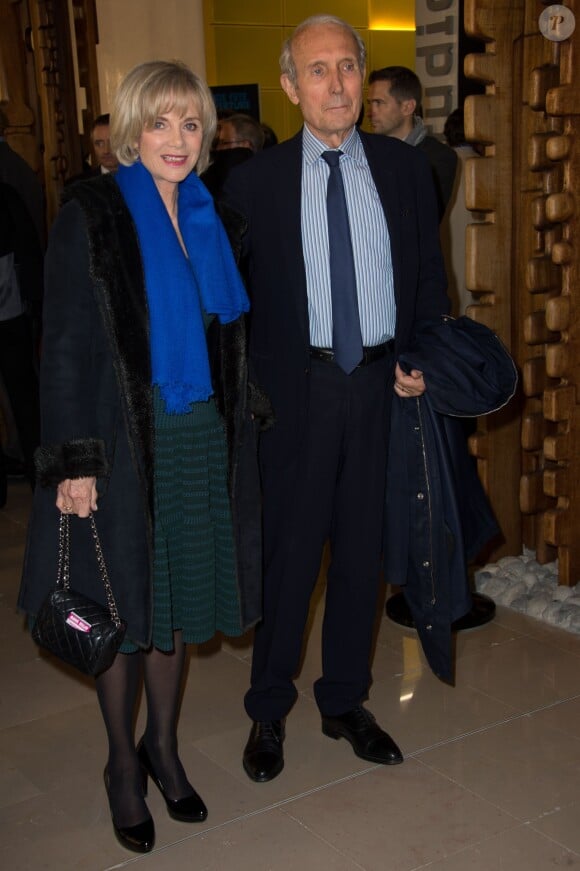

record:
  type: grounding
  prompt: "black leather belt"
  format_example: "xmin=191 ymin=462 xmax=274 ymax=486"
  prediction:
xmin=309 ymin=340 xmax=394 ymax=366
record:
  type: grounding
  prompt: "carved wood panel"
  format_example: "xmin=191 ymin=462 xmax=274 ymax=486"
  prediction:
xmin=0 ymin=1 xmax=43 ymax=178
xmin=463 ymin=0 xmax=526 ymax=563
xmin=70 ymin=0 xmax=101 ymax=165
xmin=28 ymin=0 xmax=84 ymax=224
xmin=465 ymin=0 xmax=580 ymax=583
xmin=1 ymin=1 xmax=101 ymax=228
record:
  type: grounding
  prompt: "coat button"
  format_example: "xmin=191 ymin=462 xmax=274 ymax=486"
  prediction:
xmin=417 ymin=492 xmax=425 ymax=500
xmin=422 ymin=560 xmax=430 ymax=568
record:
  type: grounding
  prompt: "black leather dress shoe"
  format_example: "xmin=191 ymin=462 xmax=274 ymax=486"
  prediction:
xmin=103 ymin=768 xmax=155 ymax=853
xmin=137 ymin=739 xmax=208 ymax=823
xmin=243 ymin=720 xmax=285 ymax=782
xmin=321 ymin=706 xmax=403 ymax=765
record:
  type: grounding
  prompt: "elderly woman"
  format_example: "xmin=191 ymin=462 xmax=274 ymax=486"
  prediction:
xmin=19 ymin=61 xmax=265 ymax=854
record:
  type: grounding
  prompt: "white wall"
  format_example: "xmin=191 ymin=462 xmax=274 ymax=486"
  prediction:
xmin=95 ymin=0 xmax=206 ymax=112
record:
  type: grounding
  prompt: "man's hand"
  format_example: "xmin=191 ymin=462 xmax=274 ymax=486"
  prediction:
xmin=394 ymin=362 xmax=426 ymax=398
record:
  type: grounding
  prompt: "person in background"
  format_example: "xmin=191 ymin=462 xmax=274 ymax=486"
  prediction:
xmin=224 ymin=14 xmax=449 ymax=784
xmin=66 ymin=113 xmax=119 ymax=183
xmin=260 ymin=122 xmax=278 ymax=148
xmin=0 ymin=105 xmax=45 ymax=245
xmin=215 ymin=113 xmax=265 ymax=153
xmin=202 ymin=113 xmax=264 ymax=198
xmin=0 ymin=183 xmax=43 ymax=504
xmin=91 ymin=113 xmax=119 ymax=174
xmin=367 ymin=66 xmax=457 ymax=222
xmin=19 ymin=60 xmax=265 ymax=854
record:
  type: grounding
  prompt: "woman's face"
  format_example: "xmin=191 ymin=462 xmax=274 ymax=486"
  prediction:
xmin=138 ymin=99 xmax=203 ymax=197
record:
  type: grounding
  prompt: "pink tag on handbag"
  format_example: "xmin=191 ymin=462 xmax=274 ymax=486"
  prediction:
xmin=66 ymin=611 xmax=92 ymax=633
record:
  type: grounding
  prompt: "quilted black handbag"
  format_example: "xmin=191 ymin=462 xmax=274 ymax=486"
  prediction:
xmin=32 ymin=512 xmax=126 ymax=676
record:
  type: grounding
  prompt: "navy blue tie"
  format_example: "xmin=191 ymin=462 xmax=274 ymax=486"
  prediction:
xmin=321 ymin=150 xmax=363 ymax=374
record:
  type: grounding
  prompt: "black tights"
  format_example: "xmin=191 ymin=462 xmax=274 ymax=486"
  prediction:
xmin=95 ymin=630 xmax=193 ymax=826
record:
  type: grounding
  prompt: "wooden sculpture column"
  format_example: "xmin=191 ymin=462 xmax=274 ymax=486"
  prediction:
xmin=0 ymin=0 xmax=43 ymax=192
xmin=539 ymin=3 xmax=580 ymax=584
xmin=464 ymin=0 xmax=580 ymax=584
xmin=463 ymin=0 xmax=526 ymax=561
xmin=27 ymin=0 xmax=83 ymax=225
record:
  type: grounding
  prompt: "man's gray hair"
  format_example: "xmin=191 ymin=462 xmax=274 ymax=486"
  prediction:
xmin=279 ymin=15 xmax=366 ymax=86
xmin=224 ymin=113 xmax=265 ymax=152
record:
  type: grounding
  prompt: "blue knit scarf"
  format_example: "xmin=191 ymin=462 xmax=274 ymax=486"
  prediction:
xmin=115 ymin=161 xmax=249 ymax=413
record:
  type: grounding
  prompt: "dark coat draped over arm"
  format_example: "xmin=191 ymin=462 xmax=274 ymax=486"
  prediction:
xmin=384 ymin=315 xmax=518 ymax=682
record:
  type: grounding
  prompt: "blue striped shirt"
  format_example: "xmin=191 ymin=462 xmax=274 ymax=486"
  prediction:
xmin=301 ymin=125 xmax=396 ymax=348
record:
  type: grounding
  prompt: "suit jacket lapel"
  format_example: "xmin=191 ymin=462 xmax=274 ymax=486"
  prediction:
xmin=359 ymin=131 xmax=403 ymax=312
xmin=277 ymin=132 xmax=310 ymax=347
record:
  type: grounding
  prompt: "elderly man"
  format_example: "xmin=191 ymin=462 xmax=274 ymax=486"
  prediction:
xmin=225 ymin=14 xmax=449 ymax=782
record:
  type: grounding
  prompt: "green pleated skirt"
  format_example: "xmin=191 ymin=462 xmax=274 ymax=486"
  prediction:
xmin=121 ymin=386 xmax=242 ymax=652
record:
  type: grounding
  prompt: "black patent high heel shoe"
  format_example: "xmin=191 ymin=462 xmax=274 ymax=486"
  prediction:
xmin=136 ymin=738 xmax=208 ymax=823
xmin=103 ymin=767 xmax=155 ymax=853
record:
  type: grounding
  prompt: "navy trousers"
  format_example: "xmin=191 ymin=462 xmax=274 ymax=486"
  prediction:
xmin=245 ymin=352 xmax=394 ymax=721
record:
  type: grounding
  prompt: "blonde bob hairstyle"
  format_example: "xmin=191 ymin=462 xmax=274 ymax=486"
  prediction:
xmin=110 ymin=60 xmax=217 ymax=175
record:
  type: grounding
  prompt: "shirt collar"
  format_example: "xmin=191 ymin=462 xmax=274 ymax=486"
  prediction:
xmin=404 ymin=115 xmax=427 ymax=147
xmin=302 ymin=124 xmax=362 ymax=166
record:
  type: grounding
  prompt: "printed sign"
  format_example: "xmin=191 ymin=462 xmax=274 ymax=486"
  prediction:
xmin=415 ymin=0 xmax=460 ymax=136
xmin=210 ymin=84 xmax=260 ymax=120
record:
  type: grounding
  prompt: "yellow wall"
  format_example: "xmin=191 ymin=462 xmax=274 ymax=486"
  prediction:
xmin=95 ymin=0 xmax=206 ymax=114
xmin=204 ymin=1 xmax=416 ymax=142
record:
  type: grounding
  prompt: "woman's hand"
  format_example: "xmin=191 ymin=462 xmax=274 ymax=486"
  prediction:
xmin=56 ymin=477 xmax=98 ymax=518
xmin=394 ymin=361 xmax=426 ymax=398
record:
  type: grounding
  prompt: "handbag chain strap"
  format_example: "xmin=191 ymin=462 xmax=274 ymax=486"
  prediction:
xmin=58 ymin=512 xmax=123 ymax=627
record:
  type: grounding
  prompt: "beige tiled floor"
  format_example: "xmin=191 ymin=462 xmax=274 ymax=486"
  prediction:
xmin=2 ymin=479 xmax=580 ymax=870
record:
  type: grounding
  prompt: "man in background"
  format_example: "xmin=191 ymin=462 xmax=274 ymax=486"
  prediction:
xmin=0 ymin=105 xmax=45 ymax=244
xmin=215 ymin=113 xmax=265 ymax=153
xmin=0 ymin=106 xmax=44 ymax=499
xmin=367 ymin=66 xmax=457 ymax=222
xmin=90 ymin=113 xmax=118 ymax=174
xmin=0 ymin=183 xmax=43 ymax=504
xmin=202 ymin=113 xmax=264 ymax=198
xmin=66 ymin=113 xmax=118 ymax=183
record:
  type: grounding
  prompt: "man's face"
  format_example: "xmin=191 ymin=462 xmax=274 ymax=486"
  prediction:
xmin=366 ymin=80 xmax=414 ymax=139
xmin=281 ymin=23 xmax=364 ymax=148
xmin=91 ymin=124 xmax=118 ymax=171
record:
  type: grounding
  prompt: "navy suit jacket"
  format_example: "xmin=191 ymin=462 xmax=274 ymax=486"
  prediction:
xmin=224 ymin=128 xmax=450 ymax=465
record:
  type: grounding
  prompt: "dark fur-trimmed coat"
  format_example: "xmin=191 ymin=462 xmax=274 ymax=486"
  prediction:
xmin=18 ymin=174 xmax=265 ymax=646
